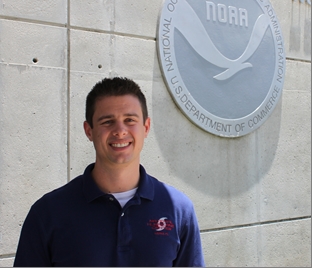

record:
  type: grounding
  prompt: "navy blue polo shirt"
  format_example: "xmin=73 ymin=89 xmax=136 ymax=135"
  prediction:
xmin=14 ymin=164 xmax=205 ymax=267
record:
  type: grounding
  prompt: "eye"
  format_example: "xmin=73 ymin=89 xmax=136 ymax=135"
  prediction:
xmin=125 ymin=118 xmax=136 ymax=124
xmin=101 ymin=120 xmax=113 ymax=126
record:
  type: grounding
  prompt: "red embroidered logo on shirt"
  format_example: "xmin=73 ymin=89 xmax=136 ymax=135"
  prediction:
xmin=147 ymin=217 xmax=175 ymax=236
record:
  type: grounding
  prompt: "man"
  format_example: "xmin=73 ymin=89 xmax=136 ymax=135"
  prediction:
xmin=14 ymin=77 xmax=205 ymax=267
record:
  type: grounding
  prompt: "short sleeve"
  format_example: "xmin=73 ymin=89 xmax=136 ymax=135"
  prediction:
xmin=173 ymin=204 xmax=205 ymax=267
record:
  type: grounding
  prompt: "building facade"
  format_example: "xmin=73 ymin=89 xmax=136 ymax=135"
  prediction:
xmin=0 ymin=0 xmax=311 ymax=266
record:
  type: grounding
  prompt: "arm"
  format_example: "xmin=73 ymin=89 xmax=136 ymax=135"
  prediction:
xmin=173 ymin=205 xmax=205 ymax=267
xmin=14 ymin=206 xmax=52 ymax=267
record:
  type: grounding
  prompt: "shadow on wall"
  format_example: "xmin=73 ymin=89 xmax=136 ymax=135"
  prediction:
xmin=151 ymin=58 xmax=282 ymax=198
xmin=290 ymin=0 xmax=311 ymax=55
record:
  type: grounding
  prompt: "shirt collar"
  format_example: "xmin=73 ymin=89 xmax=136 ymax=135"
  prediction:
xmin=136 ymin=165 xmax=154 ymax=201
xmin=83 ymin=163 xmax=154 ymax=203
xmin=83 ymin=163 xmax=106 ymax=203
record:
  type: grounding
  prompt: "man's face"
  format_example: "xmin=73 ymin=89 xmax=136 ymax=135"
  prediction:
xmin=84 ymin=94 xmax=150 ymax=169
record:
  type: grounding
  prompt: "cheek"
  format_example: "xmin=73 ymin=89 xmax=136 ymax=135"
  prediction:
xmin=136 ymin=131 xmax=147 ymax=145
xmin=93 ymin=130 xmax=107 ymax=145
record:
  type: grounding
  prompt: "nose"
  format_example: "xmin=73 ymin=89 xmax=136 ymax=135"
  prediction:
xmin=112 ymin=122 xmax=127 ymax=137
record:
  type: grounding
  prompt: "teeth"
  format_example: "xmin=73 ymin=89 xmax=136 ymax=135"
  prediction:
xmin=111 ymin=143 xmax=129 ymax=148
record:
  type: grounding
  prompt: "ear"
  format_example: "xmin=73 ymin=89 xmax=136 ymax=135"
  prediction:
xmin=144 ymin=117 xmax=151 ymax=138
xmin=83 ymin=121 xmax=93 ymax=141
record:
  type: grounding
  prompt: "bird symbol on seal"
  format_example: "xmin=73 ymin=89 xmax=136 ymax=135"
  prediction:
xmin=172 ymin=0 xmax=269 ymax=81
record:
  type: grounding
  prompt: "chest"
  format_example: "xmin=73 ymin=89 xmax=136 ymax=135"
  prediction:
xmin=49 ymin=199 xmax=181 ymax=266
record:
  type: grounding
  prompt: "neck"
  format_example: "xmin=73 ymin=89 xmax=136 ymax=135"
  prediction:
xmin=91 ymin=161 xmax=140 ymax=194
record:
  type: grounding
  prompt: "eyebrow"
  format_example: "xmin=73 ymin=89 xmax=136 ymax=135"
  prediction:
xmin=96 ymin=113 xmax=140 ymax=122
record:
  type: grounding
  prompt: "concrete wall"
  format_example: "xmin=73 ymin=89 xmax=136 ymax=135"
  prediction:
xmin=0 ymin=0 xmax=310 ymax=266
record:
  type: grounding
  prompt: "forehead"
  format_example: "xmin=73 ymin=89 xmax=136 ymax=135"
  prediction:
xmin=94 ymin=94 xmax=142 ymax=115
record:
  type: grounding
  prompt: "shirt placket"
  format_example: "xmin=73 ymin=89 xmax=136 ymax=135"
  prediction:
xmin=116 ymin=195 xmax=141 ymax=266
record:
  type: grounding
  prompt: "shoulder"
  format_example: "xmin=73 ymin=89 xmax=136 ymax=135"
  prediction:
xmin=35 ymin=163 xmax=95 ymax=207
xmin=148 ymin=174 xmax=195 ymax=212
xmin=31 ymin=175 xmax=84 ymax=212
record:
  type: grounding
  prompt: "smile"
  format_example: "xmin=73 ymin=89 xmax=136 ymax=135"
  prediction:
xmin=110 ymin=142 xmax=130 ymax=148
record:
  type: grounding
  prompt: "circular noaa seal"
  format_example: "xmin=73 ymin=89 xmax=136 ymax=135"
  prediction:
xmin=157 ymin=0 xmax=285 ymax=137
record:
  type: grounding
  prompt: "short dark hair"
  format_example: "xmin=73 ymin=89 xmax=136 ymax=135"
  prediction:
xmin=85 ymin=77 xmax=148 ymax=128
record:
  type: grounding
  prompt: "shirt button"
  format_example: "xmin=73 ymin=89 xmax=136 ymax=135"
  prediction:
xmin=121 ymin=212 xmax=124 ymax=217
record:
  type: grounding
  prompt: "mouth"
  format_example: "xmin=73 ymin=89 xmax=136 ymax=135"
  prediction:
xmin=110 ymin=142 xmax=131 ymax=148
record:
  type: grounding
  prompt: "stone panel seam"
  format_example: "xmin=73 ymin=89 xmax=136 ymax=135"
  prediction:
xmin=200 ymin=215 xmax=311 ymax=233
xmin=0 ymin=62 xmax=66 ymax=70
xmin=109 ymin=0 xmax=115 ymax=77
xmin=0 ymin=253 xmax=15 ymax=259
xmin=66 ymin=0 xmax=71 ymax=183
xmin=0 ymin=15 xmax=65 ymax=28
xmin=70 ymin=25 xmax=156 ymax=41
xmin=0 ymin=15 xmax=156 ymax=41
xmin=286 ymin=57 xmax=312 ymax=63
xmin=69 ymin=69 xmax=107 ymax=75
